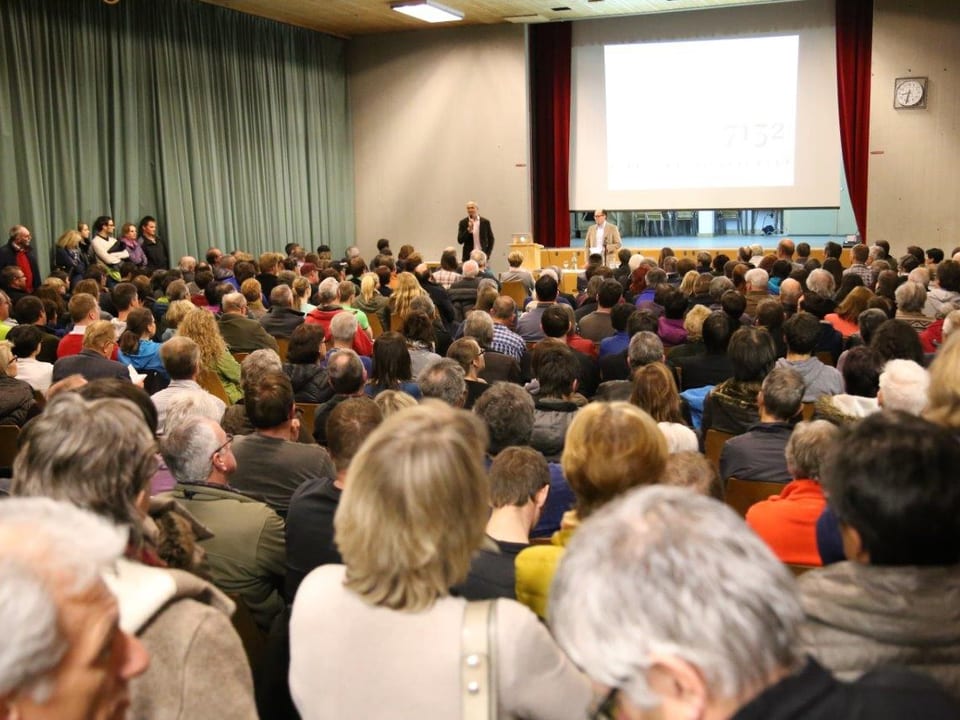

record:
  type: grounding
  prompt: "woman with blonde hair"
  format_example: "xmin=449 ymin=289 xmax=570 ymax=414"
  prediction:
xmin=290 ymin=403 xmax=591 ymax=719
xmin=516 ymin=402 xmax=668 ymax=619
xmin=386 ymin=271 xmax=425 ymax=322
xmin=54 ymin=228 xmax=88 ymax=286
xmin=678 ymin=268 xmax=700 ymax=297
xmin=355 ymin=271 xmax=390 ymax=330
xmin=925 ymin=332 xmax=960 ymax=432
xmin=177 ymin=308 xmax=242 ymax=403
xmin=161 ymin=299 xmax=195 ymax=340
xmin=240 ymin=277 xmax=267 ymax=319
xmin=292 ymin=276 xmax=316 ymax=314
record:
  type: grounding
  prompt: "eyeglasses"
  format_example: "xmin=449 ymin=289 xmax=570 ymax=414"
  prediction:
xmin=210 ymin=434 xmax=234 ymax=458
xmin=589 ymin=688 xmax=619 ymax=720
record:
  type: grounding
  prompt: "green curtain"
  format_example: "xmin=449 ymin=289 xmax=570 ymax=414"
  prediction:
xmin=0 ymin=0 xmax=353 ymax=275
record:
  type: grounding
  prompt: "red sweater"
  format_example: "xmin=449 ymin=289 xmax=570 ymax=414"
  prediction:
xmin=745 ymin=479 xmax=825 ymax=566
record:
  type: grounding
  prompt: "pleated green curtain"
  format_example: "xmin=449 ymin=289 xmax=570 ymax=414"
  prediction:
xmin=0 ymin=0 xmax=353 ymax=274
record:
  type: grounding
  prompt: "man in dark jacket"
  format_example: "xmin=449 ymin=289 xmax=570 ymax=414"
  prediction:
xmin=0 ymin=226 xmax=40 ymax=294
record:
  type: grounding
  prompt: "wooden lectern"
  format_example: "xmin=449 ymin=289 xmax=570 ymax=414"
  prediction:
xmin=509 ymin=239 xmax=542 ymax=270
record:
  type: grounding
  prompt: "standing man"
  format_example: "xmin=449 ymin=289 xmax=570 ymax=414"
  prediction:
xmin=457 ymin=200 xmax=494 ymax=263
xmin=584 ymin=209 xmax=622 ymax=267
xmin=0 ymin=225 xmax=40 ymax=293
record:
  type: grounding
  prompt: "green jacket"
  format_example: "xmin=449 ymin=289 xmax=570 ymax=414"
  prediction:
xmin=160 ymin=482 xmax=286 ymax=631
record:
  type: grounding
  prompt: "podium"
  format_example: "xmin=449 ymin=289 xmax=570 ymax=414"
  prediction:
xmin=509 ymin=239 xmax=542 ymax=271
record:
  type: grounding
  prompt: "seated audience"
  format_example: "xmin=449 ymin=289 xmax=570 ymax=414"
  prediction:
xmin=776 ymin=312 xmax=843 ymax=402
xmin=895 ymin=280 xmax=933 ymax=330
xmin=925 ymin=332 xmax=960 ymax=432
xmin=312 ymin=349 xmax=367 ymax=445
xmin=328 ymin=311 xmax=372 ymax=376
xmin=798 ymin=412 xmax=960 ymax=698
xmin=52 ymin=320 xmax=131 ymax=384
xmin=289 ymin=403 xmax=591 ymax=718
xmin=517 ymin=274 xmax=561 ymax=342
xmin=446 ymin=337 xmax=488 ymax=409
xmin=551 ymin=485 xmax=960 ymax=719
xmin=488 ymin=295 xmax=526 ymax=362
xmin=746 ymin=420 xmax=838 ymax=565
xmin=259 ymin=284 xmax=305 ymax=338
xmin=877 ymin=359 xmax=929 ymax=416
xmin=150 ymin=335 xmax=226 ymax=433
xmin=629 ymin=362 xmax=697 ymax=452
xmin=7 ymin=324 xmax=53 ymax=394
xmin=177 ymin=308 xmax=243 ymax=403
xmin=364 ymin=331 xmax=421 ymax=399
xmin=516 ymin=401 xmax=668 ymax=619
xmin=499 ymin=250 xmax=535 ymax=295
xmin=0 ymin=498 xmax=150 ymax=718
xmin=282 ymin=323 xmax=330 ymax=404
xmin=117 ymin=307 xmax=167 ymax=381
xmin=218 ymin=291 xmax=280 ymax=352
xmin=656 ymin=287 xmax=689 ymax=348
xmin=11 ymin=393 xmax=258 ymax=719
xmin=285 ymin=397 xmax=383 ymax=601
xmin=660 ymin=450 xmax=722 ymax=498
xmin=529 ymin=340 xmax=581 ymax=462
xmin=463 ymin=309 xmax=521 ymax=384
xmin=871 ymin=318 xmax=926 ymax=366
xmin=305 ymin=277 xmax=373 ymax=356
xmin=598 ymin=302 xmax=634 ymax=358
xmin=673 ymin=311 xmax=735 ymax=390
xmin=825 ymin=286 xmax=873 ymax=339
xmin=0 ymin=339 xmax=38 ymax=426
xmin=595 ymin=331 xmax=663 ymax=403
xmin=161 ymin=416 xmax=286 ymax=632
xmin=454 ymin=446 xmax=549 ymax=601
xmin=418 ymin=358 xmax=467 ymax=407
xmin=720 ymin=366 xmax=804 ymax=483
xmin=403 ymin=309 xmax=441 ymax=378
xmin=702 ymin=326 xmax=777 ymax=436
xmin=231 ymin=371 xmax=335 ymax=516
xmin=13 ymin=296 xmax=59 ymax=362
xmin=923 ymin=259 xmax=960 ymax=317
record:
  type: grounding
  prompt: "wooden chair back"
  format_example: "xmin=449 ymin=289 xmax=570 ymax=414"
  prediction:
xmin=500 ymin=281 xmax=527 ymax=308
xmin=367 ymin=313 xmax=384 ymax=339
xmin=816 ymin=350 xmax=836 ymax=367
xmin=724 ymin=477 xmax=785 ymax=517
xmin=704 ymin=428 xmax=735 ymax=472
xmin=0 ymin=425 xmax=20 ymax=474
xmin=296 ymin=403 xmax=320 ymax=441
xmin=275 ymin=337 xmax=289 ymax=362
xmin=197 ymin=368 xmax=231 ymax=405
xmin=801 ymin=402 xmax=815 ymax=421
xmin=390 ymin=312 xmax=404 ymax=332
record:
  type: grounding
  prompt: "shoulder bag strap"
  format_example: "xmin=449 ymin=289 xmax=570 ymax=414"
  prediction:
xmin=461 ymin=599 xmax=498 ymax=720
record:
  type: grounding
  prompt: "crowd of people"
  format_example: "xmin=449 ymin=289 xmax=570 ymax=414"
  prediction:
xmin=1 ymin=222 xmax=960 ymax=719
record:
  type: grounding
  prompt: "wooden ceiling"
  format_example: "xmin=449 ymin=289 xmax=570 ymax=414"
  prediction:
xmin=198 ymin=0 xmax=794 ymax=38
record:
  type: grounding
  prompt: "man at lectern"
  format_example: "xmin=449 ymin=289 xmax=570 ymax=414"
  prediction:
xmin=584 ymin=209 xmax=622 ymax=267
xmin=457 ymin=200 xmax=495 ymax=262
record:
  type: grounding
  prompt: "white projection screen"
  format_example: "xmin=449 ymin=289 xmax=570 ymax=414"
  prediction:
xmin=570 ymin=0 xmax=841 ymax=210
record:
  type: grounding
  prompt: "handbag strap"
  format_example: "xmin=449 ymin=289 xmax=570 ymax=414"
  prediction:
xmin=461 ymin=599 xmax=497 ymax=720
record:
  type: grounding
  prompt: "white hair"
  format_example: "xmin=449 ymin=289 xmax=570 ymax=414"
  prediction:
xmin=161 ymin=416 xmax=222 ymax=486
xmin=628 ymin=254 xmax=645 ymax=272
xmin=330 ymin=310 xmax=358 ymax=342
xmin=657 ymin=422 xmax=698 ymax=453
xmin=539 ymin=268 xmax=558 ymax=283
xmin=744 ymin=267 xmax=769 ymax=289
xmin=750 ymin=244 xmax=764 ymax=257
xmin=943 ymin=309 xmax=960 ymax=339
xmin=162 ymin=390 xmax=225 ymax=435
xmin=461 ymin=260 xmax=479 ymax=278
xmin=550 ymin=486 xmax=801 ymax=708
xmin=317 ymin=276 xmax=340 ymax=304
xmin=879 ymin=359 xmax=930 ymax=416
xmin=806 ymin=268 xmax=836 ymax=299
xmin=894 ymin=281 xmax=926 ymax=313
xmin=469 ymin=250 xmax=487 ymax=267
xmin=0 ymin=498 xmax=127 ymax=702
xmin=908 ymin=266 xmax=930 ymax=288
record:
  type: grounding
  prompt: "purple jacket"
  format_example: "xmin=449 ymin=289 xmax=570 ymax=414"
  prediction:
xmin=658 ymin=316 xmax=688 ymax=349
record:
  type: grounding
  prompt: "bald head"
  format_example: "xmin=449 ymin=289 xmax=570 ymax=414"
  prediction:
xmin=780 ymin=278 xmax=802 ymax=306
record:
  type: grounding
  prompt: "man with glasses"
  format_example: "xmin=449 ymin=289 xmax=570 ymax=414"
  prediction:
xmin=51 ymin=320 xmax=131 ymax=383
xmin=0 ymin=225 xmax=40 ymax=294
xmin=550 ymin=486 xmax=959 ymax=719
xmin=159 ymin=416 xmax=286 ymax=632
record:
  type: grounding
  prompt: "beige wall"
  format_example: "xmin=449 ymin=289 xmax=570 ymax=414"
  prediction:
xmin=349 ymin=25 xmax=531 ymax=270
xmin=869 ymin=0 xmax=960 ymax=256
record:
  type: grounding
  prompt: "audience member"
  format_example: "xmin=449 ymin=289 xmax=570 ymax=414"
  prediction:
xmin=550 ymin=485 xmax=959 ymax=719
xmin=702 ymin=326 xmax=777 ymax=435
xmin=7 ymin=324 xmax=53 ymax=394
xmin=259 ymin=284 xmax=305 ymax=338
xmin=673 ymin=311 xmax=735 ymax=390
xmin=629 ymin=362 xmax=697 ymax=452
xmin=312 ymin=349 xmax=367 ymax=445
xmin=418 ymin=357 xmax=467 ymax=407
xmin=282 ymin=323 xmax=330 ymax=404
xmin=51 ymin=320 xmax=131 ymax=384
xmin=814 ymin=345 xmax=881 ymax=425
xmin=877 ymin=359 xmax=929 ymax=416
xmin=529 ymin=340 xmax=581 ymax=462
xmin=776 ymin=312 xmax=842 ymax=402
xmin=218 ymin=292 xmax=280 ymax=352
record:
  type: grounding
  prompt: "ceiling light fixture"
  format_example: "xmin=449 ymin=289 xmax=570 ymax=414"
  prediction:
xmin=391 ymin=1 xmax=464 ymax=23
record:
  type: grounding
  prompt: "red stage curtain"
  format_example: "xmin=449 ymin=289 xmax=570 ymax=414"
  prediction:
xmin=836 ymin=0 xmax=873 ymax=244
xmin=529 ymin=23 xmax=572 ymax=248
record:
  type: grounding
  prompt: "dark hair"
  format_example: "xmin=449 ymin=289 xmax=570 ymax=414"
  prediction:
xmin=326 ymin=397 xmax=383 ymax=471
xmin=728 ymin=327 xmax=777 ymax=381
xmin=246 ymin=371 xmax=294 ymax=428
xmin=92 ymin=216 xmax=113 ymax=235
xmin=867 ymin=295 xmax=895 ymax=319
xmin=720 ymin=290 xmax=746 ymax=321
xmin=628 ymin=309 xmax=659 ymax=336
xmin=841 ymin=346 xmax=881 ymax=397
xmin=111 ymin=282 xmax=139 ymax=313
xmin=926 ymin=248 xmax=944 ymax=264
xmin=610 ymin=303 xmax=635 ymax=333
xmin=118 ymin=307 xmax=155 ymax=356
xmin=370 ymin=332 xmax=412 ymax=387
xmin=712 ymin=254 xmax=729 ymax=274
xmin=235 ymin=261 xmax=257 ymax=284
xmin=6 ymin=324 xmax=43 ymax=358
xmin=770 ymin=260 xmax=792 ymax=281
xmin=78 ymin=379 xmax=158 ymax=436
xmin=204 ymin=281 xmax=231 ymax=308
xmin=856 ymin=308 xmax=889 ymax=346
xmin=702 ymin=312 xmax=733 ymax=354
xmin=796 ymin=242 xmax=811 ymax=258
xmin=13 ymin=296 xmax=44 ymax=325
xmin=597 ymin=279 xmax=623 ymax=309
xmin=823 ymin=412 xmax=960 ymax=565
xmin=534 ymin=274 xmax=559 ymax=302
xmin=474 ymin=383 xmax=536 ymax=454
xmin=137 ymin=216 xmax=156 ymax=236
xmin=782 ymin=312 xmax=821 ymax=355
xmin=937 ymin=260 xmax=960 ymax=293
xmin=756 ymin=299 xmax=785 ymax=331
xmin=824 ymin=241 xmax=842 ymax=259
xmin=821 ymin=258 xmax=844 ymax=289
xmin=532 ymin=340 xmax=578 ymax=398
xmin=287 ymin=323 xmax=325 ymax=365
xmin=402 ymin=310 xmax=435 ymax=345
xmin=834 ymin=273 xmax=864 ymax=304
xmin=540 ymin=305 xmax=570 ymax=338
xmin=874 ymin=270 xmax=900 ymax=302
xmin=662 ymin=288 xmax=687 ymax=320
xmin=870 ymin=319 xmax=924 ymax=365
xmin=327 ymin=350 xmax=365 ymax=394
xmin=760 ymin=366 xmax=805 ymax=420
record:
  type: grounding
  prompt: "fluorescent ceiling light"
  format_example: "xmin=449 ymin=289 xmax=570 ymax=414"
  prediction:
xmin=392 ymin=1 xmax=464 ymax=23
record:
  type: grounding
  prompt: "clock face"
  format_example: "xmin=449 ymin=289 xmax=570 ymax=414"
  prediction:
xmin=896 ymin=79 xmax=925 ymax=107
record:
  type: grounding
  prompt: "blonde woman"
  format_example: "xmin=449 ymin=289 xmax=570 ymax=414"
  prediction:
xmin=177 ymin=309 xmax=242 ymax=403
xmin=161 ymin=299 xmax=196 ymax=341
xmin=355 ymin=272 xmax=389 ymax=330
xmin=292 ymin=276 xmax=316 ymax=314
xmin=240 ymin=278 xmax=267 ymax=319
xmin=290 ymin=403 xmax=591 ymax=719
xmin=515 ymin=402 xmax=668 ymax=619
xmin=54 ymin=228 xmax=89 ymax=286
xmin=925 ymin=332 xmax=960 ymax=431
xmin=386 ymin=271 xmax=426 ymax=322
xmin=678 ymin=268 xmax=700 ymax=297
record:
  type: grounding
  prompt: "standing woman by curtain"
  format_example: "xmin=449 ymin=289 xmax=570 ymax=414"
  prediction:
xmin=120 ymin=222 xmax=148 ymax=269
xmin=54 ymin=228 xmax=88 ymax=288
xmin=139 ymin=216 xmax=169 ymax=272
